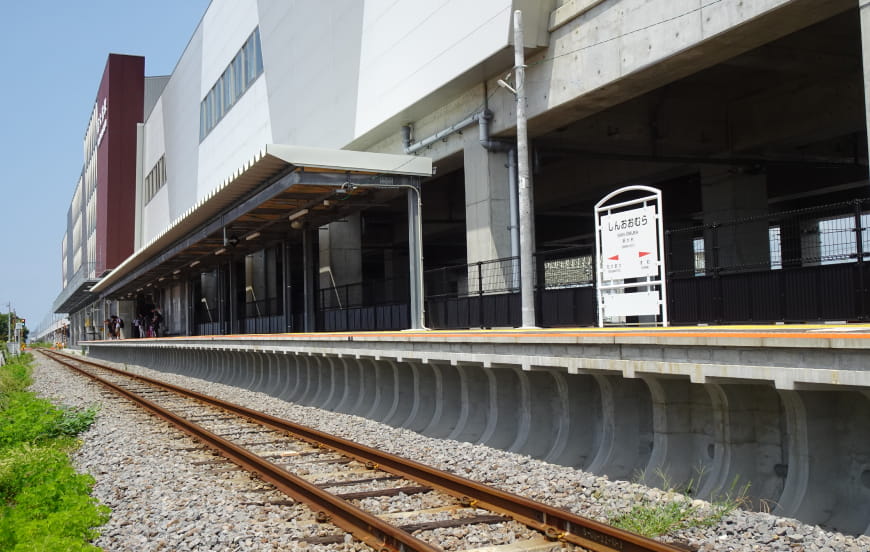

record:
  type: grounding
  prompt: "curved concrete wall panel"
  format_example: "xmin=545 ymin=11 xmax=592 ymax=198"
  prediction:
xmin=85 ymin=343 xmax=870 ymax=535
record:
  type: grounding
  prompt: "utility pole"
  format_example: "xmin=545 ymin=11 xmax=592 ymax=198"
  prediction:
xmin=513 ymin=10 xmax=536 ymax=327
xmin=6 ymin=302 xmax=11 ymax=343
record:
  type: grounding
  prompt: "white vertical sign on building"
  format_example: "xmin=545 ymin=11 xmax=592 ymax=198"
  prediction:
xmin=595 ymin=186 xmax=668 ymax=326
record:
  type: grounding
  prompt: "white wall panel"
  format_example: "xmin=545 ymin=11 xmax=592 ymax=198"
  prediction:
xmin=197 ymin=77 xmax=272 ymax=201
xmin=142 ymin=186 xmax=171 ymax=245
xmin=354 ymin=0 xmax=513 ymax=136
xmin=160 ymin=25 xmax=204 ymax=233
xmin=200 ymin=0 xmax=260 ymax=97
xmin=259 ymin=0 xmax=363 ymax=149
xmin=142 ymin=99 xmax=165 ymax=177
xmin=140 ymin=98 xmax=168 ymax=245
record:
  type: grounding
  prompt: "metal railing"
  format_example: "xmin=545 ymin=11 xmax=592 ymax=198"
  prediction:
xmin=424 ymin=199 xmax=870 ymax=328
xmin=423 ymin=247 xmax=597 ymax=329
xmin=186 ymin=198 xmax=870 ymax=333
xmin=666 ymin=198 xmax=870 ymax=323
xmin=52 ymin=262 xmax=98 ymax=313
xmin=318 ymin=277 xmax=410 ymax=331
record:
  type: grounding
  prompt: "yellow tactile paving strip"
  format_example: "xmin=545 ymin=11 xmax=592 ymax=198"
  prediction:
xmin=128 ymin=323 xmax=870 ymax=342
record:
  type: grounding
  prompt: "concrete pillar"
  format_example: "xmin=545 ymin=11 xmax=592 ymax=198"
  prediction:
xmin=302 ymin=228 xmax=318 ymax=332
xmin=227 ymin=260 xmax=239 ymax=335
xmin=281 ymin=241 xmax=294 ymax=332
xmin=320 ymin=212 xmax=362 ymax=290
xmin=701 ymin=167 xmax=769 ymax=272
xmin=463 ymin=133 xmax=513 ymax=267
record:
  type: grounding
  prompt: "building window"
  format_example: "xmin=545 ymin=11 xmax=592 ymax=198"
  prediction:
xmin=199 ymin=27 xmax=263 ymax=141
xmin=144 ymin=155 xmax=166 ymax=204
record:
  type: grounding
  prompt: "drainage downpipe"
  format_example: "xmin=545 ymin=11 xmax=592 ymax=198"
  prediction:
xmin=401 ymin=111 xmax=487 ymax=155
xmin=478 ymin=111 xmax=521 ymax=290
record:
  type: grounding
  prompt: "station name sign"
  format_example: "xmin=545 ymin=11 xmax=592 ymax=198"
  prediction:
xmin=594 ymin=186 xmax=668 ymax=326
xmin=96 ymin=97 xmax=108 ymax=148
xmin=600 ymin=206 xmax=658 ymax=280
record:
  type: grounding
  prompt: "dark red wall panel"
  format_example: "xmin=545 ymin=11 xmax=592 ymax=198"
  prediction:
xmin=95 ymin=54 xmax=144 ymax=276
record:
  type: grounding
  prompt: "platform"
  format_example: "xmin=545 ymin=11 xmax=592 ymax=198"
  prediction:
xmin=82 ymin=324 xmax=870 ymax=535
xmin=87 ymin=324 xmax=870 ymax=390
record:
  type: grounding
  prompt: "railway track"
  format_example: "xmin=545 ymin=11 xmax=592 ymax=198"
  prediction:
xmin=38 ymin=349 xmax=685 ymax=552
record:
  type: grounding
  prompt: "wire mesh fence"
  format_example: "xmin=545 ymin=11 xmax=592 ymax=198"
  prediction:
xmin=666 ymin=199 xmax=870 ymax=323
xmin=423 ymin=199 xmax=870 ymax=328
xmin=318 ymin=277 xmax=410 ymax=331
xmin=666 ymin=199 xmax=870 ymax=277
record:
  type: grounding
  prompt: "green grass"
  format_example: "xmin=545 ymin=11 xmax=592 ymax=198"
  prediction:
xmin=0 ymin=354 xmax=109 ymax=551
xmin=610 ymin=470 xmax=750 ymax=538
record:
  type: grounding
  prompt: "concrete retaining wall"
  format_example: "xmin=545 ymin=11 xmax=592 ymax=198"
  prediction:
xmin=86 ymin=335 xmax=870 ymax=534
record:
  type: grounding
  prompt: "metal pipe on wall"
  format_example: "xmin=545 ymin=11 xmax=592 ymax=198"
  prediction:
xmin=477 ymin=110 xmax=520 ymax=289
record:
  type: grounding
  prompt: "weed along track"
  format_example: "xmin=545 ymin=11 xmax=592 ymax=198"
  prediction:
xmin=39 ymin=349 xmax=683 ymax=552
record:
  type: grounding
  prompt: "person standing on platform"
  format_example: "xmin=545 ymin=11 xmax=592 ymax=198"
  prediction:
xmin=114 ymin=316 xmax=124 ymax=340
xmin=151 ymin=308 xmax=164 ymax=338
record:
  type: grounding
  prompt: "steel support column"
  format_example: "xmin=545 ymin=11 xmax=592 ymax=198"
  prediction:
xmin=302 ymin=227 xmax=317 ymax=332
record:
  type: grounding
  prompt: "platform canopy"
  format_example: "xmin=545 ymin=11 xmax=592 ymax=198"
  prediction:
xmin=89 ymin=144 xmax=432 ymax=303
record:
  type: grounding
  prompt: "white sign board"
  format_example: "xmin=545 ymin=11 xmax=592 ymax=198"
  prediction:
xmin=602 ymin=290 xmax=661 ymax=317
xmin=594 ymin=186 xmax=668 ymax=326
xmin=600 ymin=206 xmax=658 ymax=280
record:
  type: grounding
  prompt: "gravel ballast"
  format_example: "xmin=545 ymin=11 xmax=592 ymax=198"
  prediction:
xmin=29 ymin=352 xmax=870 ymax=551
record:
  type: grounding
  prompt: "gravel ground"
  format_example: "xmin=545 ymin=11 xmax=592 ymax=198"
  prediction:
xmin=29 ymin=352 xmax=870 ymax=552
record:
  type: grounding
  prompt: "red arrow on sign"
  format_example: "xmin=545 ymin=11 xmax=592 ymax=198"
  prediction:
xmin=638 ymin=251 xmax=651 ymax=257
xmin=608 ymin=255 xmax=619 ymax=261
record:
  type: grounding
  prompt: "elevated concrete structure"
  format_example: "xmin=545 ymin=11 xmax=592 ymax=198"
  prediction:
xmin=49 ymin=0 xmax=870 ymax=537
xmin=86 ymin=325 xmax=870 ymax=535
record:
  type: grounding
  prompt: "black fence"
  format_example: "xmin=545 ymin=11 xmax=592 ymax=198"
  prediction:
xmin=194 ymin=296 xmax=285 ymax=335
xmin=666 ymin=199 xmax=870 ymax=324
xmin=190 ymin=199 xmax=870 ymax=333
xmin=423 ymin=199 xmax=870 ymax=329
xmin=425 ymin=257 xmax=521 ymax=328
xmin=318 ymin=277 xmax=410 ymax=332
xmin=424 ymin=247 xmax=597 ymax=329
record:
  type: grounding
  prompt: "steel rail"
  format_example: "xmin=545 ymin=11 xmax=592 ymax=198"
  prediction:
xmin=42 ymin=349 xmax=684 ymax=552
xmin=38 ymin=350 xmax=438 ymax=552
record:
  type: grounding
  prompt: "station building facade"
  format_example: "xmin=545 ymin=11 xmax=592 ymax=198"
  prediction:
xmin=54 ymin=0 xmax=870 ymax=343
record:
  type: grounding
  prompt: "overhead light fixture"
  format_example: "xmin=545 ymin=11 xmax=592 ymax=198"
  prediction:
xmin=322 ymin=200 xmax=332 ymax=207
xmin=223 ymin=227 xmax=239 ymax=247
xmin=190 ymin=260 xmax=201 ymax=268
xmin=172 ymin=269 xmax=181 ymax=275
xmin=136 ymin=288 xmax=143 ymax=292
xmin=158 ymin=277 xmax=166 ymax=282
xmin=214 ymin=248 xmax=227 ymax=255
xmin=288 ymin=208 xmax=309 ymax=222
xmin=146 ymin=283 xmax=153 ymax=288
xmin=245 ymin=231 xmax=261 ymax=241
xmin=496 ymin=78 xmax=517 ymax=95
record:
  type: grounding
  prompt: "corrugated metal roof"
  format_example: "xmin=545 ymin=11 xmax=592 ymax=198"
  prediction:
xmin=89 ymin=145 xmax=431 ymax=295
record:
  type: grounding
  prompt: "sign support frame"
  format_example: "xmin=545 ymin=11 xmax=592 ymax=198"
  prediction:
xmin=594 ymin=185 xmax=668 ymax=327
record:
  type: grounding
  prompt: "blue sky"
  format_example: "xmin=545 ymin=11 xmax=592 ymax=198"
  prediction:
xmin=0 ymin=1 xmax=210 ymax=329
